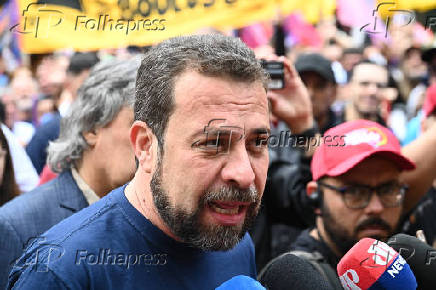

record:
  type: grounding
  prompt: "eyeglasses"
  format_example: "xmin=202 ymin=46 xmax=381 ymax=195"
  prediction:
xmin=317 ymin=180 xmax=407 ymax=209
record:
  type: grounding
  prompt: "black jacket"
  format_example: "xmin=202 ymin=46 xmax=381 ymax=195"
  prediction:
xmin=401 ymin=186 xmax=436 ymax=247
xmin=251 ymin=109 xmax=343 ymax=270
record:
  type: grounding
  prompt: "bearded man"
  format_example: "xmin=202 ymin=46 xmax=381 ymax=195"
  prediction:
xmin=259 ymin=120 xmax=416 ymax=288
xmin=8 ymin=34 xmax=271 ymax=289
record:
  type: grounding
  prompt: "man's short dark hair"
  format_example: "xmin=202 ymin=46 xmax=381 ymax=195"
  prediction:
xmin=135 ymin=34 xmax=268 ymax=150
xmin=349 ymin=59 xmax=386 ymax=82
xmin=343 ymin=47 xmax=363 ymax=56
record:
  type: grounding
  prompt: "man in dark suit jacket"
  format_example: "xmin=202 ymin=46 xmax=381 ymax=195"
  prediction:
xmin=0 ymin=57 xmax=140 ymax=288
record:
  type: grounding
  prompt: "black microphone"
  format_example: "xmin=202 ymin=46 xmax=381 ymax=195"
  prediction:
xmin=258 ymin=253 xmax=334 ymax=290
xmin=387 ymin=233 xmax=436 ymax=290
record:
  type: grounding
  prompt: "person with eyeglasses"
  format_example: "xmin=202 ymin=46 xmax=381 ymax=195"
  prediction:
xmin=259 ymin=119 xmax=419 ymax=289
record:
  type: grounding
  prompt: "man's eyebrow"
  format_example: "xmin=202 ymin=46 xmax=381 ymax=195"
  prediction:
xmin=189 ymin=126 xmax=244 ymax=140
xmin=248 ymin=128 xmax=270 ymax=135
xmin=345 ymin=179 xmax=399 ymax=187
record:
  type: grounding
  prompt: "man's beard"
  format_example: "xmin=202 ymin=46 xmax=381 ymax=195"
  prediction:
xmin=150 ymin=154 xmax=260 ymax=251
xmin=321 ymin=201 xmax=393 ymax=257
xmin=354 ymin=98 xmax=379 ymax=118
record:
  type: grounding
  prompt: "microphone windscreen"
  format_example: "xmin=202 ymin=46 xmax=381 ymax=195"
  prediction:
xmin=258 ymin=253 xmax=334 ymax=290
xmin=215 ymin=275 xmax=265 ymax=290
xmin=387 ymin=233 xmax=436 ymax=290
xmin=337 ymin=238 xmax=417 ymax=289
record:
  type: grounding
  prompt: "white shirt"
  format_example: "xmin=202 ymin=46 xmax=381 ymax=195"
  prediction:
xmin=1 ymin=124 xmax=39 ymax=192
xmin=71 ymin=167 xmax=100 ymax=205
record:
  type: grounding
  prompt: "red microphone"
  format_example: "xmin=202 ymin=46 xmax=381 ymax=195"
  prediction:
xmin=337 ymin=238 xmax=417 ymax=289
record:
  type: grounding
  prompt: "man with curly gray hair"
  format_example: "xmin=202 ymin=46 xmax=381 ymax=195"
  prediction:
xmin=0 ymin=57 xmax=139 ymax=288
xmin=9 ymin=34 xmax=271 ymax=289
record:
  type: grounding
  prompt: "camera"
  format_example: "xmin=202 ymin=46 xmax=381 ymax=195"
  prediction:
xmin=261 ymin=60 xmax=285 ymax=90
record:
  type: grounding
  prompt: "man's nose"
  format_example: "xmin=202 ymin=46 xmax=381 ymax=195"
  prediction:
xmin=220 ymin=146 xmax=255 ymax=189
xmin=367 ymin=82 xmax=379 ymax=95
xmin=364 ymin=193 xmax=384 ymax=215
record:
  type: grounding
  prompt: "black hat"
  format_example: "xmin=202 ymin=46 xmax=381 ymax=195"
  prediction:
xmin=295 ymin=53 xmax=336 ymax=84
xmin=67 ymin=52 xmax=100 ymax=75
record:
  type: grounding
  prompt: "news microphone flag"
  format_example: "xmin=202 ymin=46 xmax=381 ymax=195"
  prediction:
xmin=337 ymin=238 xmax=417 ymax=289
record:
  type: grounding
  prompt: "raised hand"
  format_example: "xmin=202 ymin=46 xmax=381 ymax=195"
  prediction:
xmin=266 ymin=55 xmax=314 ymax=134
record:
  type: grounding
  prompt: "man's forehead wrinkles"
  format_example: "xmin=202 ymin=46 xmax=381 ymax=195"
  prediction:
xmin=175 ymin=101 xmax=268 ymax=119
xmin=201 ymin=102 xmax=268 ymax=113
xmin=184 ymin=92 xmax=267 ymax=107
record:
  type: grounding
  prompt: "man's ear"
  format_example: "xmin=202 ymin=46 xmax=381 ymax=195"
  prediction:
xmin=82 ymin=129 xmax=99 ymax=147
xmin=130 ymin=121 xmax=156 ymax=173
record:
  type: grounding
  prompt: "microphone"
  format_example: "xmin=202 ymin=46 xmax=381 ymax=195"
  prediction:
xmin=337 ymin=238 xmax=417 ymax=289
xmin=258 ymin=253 xmax=334 ymax=290
xmin=215 ymin=275 xmax=265 ymax=290
xmin=387 ymin=233 xmax=436 ymax=290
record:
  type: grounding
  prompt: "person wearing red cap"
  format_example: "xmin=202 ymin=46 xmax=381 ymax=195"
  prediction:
xmin=402 ymin=84 xmax=436 ymax=247
xmin=259 ymin=118 xmax=436 ymax=288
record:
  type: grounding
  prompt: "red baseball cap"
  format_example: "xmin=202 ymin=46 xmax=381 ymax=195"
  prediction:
xmin=311 ymin=120 xmax=415 ymax=180
xmin=423 ymin=84 xmax=436 ymax=117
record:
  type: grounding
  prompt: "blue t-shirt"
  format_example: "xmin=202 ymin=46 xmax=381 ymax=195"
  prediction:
xmin=8 ymin=185 xmax=256 ymax=289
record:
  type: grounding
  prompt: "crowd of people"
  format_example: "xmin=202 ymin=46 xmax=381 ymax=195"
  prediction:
xmin=0 ymin=15 xmax=435 ymax=290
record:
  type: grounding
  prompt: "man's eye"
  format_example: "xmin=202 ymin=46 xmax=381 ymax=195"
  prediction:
xmin=377 ymin=183 xmax=399 ymax=195
xmin=345 ymin=187 xmax=363 ymax=196
xmin=249 ymin=136 xmax=269 ymax=151
xmin=255 ymin=138 xmax=268 ymax=147
xmin=194 ymin=137 xmax=230 ymax=153
xmin=207 ymin=137 xmax=228 ymax=147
